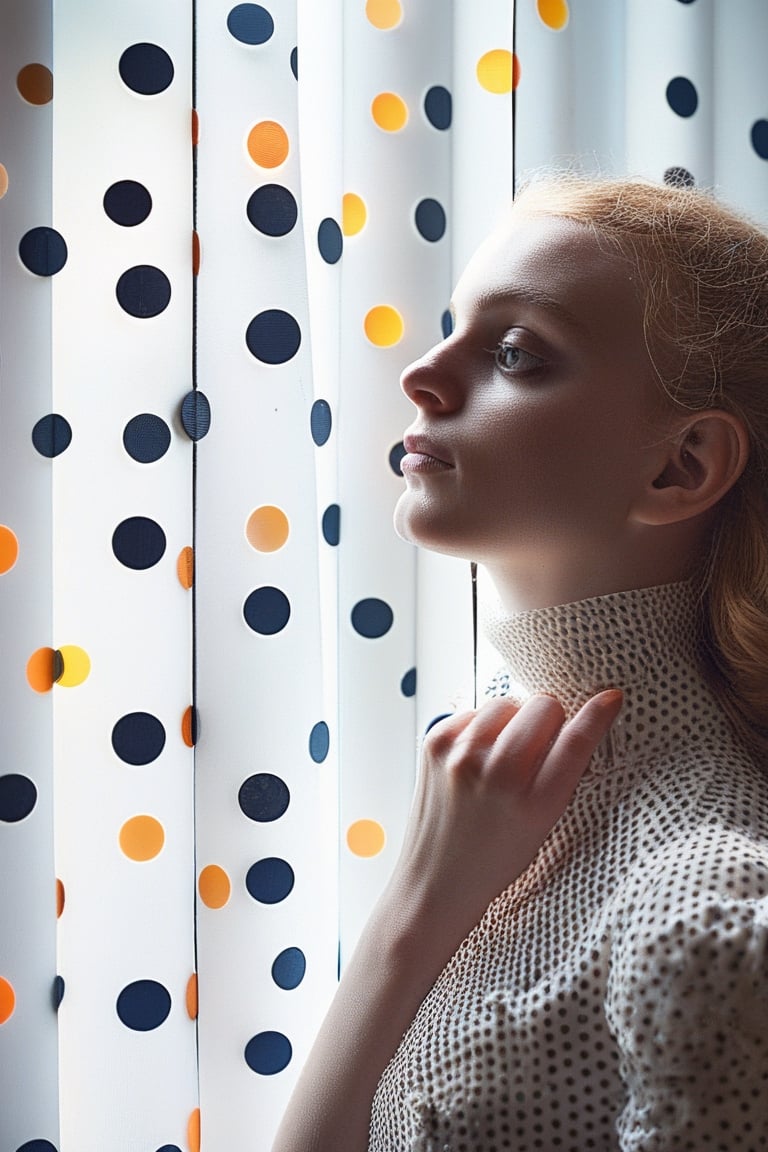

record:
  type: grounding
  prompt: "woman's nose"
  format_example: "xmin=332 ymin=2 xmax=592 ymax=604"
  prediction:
xmin=400 ymin=340 xmax=463 ymax=412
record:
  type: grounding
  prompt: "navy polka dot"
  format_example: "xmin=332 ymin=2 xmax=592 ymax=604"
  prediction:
xmin=247 ymin=184 xmax=298 ymax=236
xmin=19 ymin=227 xmax=68 ymax=276
xmin=112 ymin=516 xmax=166 ymax=570
xmin=155 ymin=1147 xmax=183 ymax=1152
xmin=52 ymin=975 xmax=65 ymax=1010
xmin=351 ymin=598 xmax=393 ymax=639
xmin=246 ymin=857 xmax=295 ymax=903
xmin=317 ymin=218 xmax=343 ymax=263
xmin=401 ymin=667 xmax=417 ymax=697
xmin=123 ymin=414 xmax=171 ymax=463
xmin=103 ymin=180 xmax=152 ymax=226
xmin=290 ymin=46 xmax=298 ymax=80
xmin=0 ymin=774 xmax=37 ymax=822
xmin=245 ymin=1030 xmax=292 ymax=1074
xmin=15 ymin=1142 xmax=58 ymax=1152
xmin=311 ymin=399 xmax=332 ymax=446
xmin=32 ymin=414 xmax=72 ymax=458
xmin=666 ymin=76 xmax=698 ymax=118
xmin=321 ymin=504 xmax=340 ymax=546
xmin=425 ymin=712 xmax=452 ymax=734
xmin=227 ymin=4 xmax=274 ymax=44
xmin=441 ymin=309 xmax=454 ymax=338
xmin=119 ymin=43 xmax=174 ymax=95
xmin=751 ymin=119 xmax=768 ymax=160
xmin=112 ymin=712 xmax=166 ymax=766
xmin=116 ymin=265 xmax=171 ymax=318
xmin=664 ymin=166 xmax=695 ymax=188
xmin=389 ymin=441 xmax=406 ymax=476
xmin=238 ymin=773 xmax=290 ymax=822
xmin=243 ymin=586 xmax=291 ymax=635
xmin=272 ymin=947 xmax=306 ymax=990
xmin=180 ymin=390 xmax=211 ymax=441
xmin=415 ymin=198 xmax=446 ymax=242
xmin=424 ymin=85 xmax=452 ymax=130
xmin=116 ymin=979 xmax=171 ymax=1030
xmin=52 ymin=650 xmax=64 ymax=682
xmin=246 ymin=309 xmax=301 ymax=364
xmin=309 ymin=721 xmax=329 ymax=763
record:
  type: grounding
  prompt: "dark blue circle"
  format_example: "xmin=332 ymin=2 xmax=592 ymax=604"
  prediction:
xmin=180 ymin=390 xmax=211 ymax=441
xmin=123 ymin=414 xmax=171 ymax=463
xmin=243 ymin=586 xmax=291 ymax=635
xmin=247 ymin=184 xmax=298 ymax=236
xmin=15 ymin=1142 xmax=58 ymax=1152
xmin=317 ymin=218 xmax=343 ymax=264
xmin=116 ymin=265 xmax=171 ymax=318
xmin=666 ymin=76 xmax=698 ymax=118
xmin=111 ymin=711 xmax=166 ymax=766
xmin=309 ymin=721 xmax=329 ymax=763
xmin=389 ymin=441 xmax=406 ymax=476
xmin=112 ymin=516 xmax=166 ymax=570
xmin=227 ymin=4 xmax=275 ymax=44
xmin=19 ymin=227 xmax=68 ymax=276
xmin=272 ymin=947 xmax=306 ymax=990
xmin=424 ymin=85 xmax=452 ymax=130
xmin=116 ymin=979 xmax=171 ymax=1030
xmin=441 ymin=309 xmax=454 ymax=338
xmin=401 ymin=668 xmax=417 ymax=698
xmin=290 ymin=46 xmax=298 ymax=80
xmin=751 ymin=119 xmax=768 ymax=160
xmin=246 ymin=309 xmax=301 ymax=364
xmin=425 ymin=712 xmax=452 ymax=734
xmin=238 ymin=773 xmax=290 ymax=822
xmin=311 ymin=399 xmax=332 ymax=446
xmin=0 ymin=774 xmax=37 ymax=822
xmin=321 ymin=504 xmax=340 ymax=546
xmin=32 ymin=414 xmax=72 ymax=458
xmin=103 ymin=180 xmax=152 ymax=226
xmin=663 ymin=166 xmax=695 ymax=188
xmin=119 ymin=43 xmax=174 ymax=95
xmin=155 ymin=1147 xmax=183 ymax=1152
xmin=52 ymin=975 xmax=65 ymax=1010
xmin=676 ymin=0 xmax=696 ymax=4
xmin=415 ymin=198 xmax=446 ymax=242
xmin=246 ymin=857 xmax=295 ymax=903
xmin=351 ymin=598 xmax=393 ymax=639
xmin=245 ymin=1030 xmax=292 ymax=1074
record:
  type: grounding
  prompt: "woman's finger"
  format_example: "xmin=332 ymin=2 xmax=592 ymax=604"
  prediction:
xmin=484 ymin=694 xmax=567 ymax=781
xmin=536 ymin=689 xmax=624 ymax=796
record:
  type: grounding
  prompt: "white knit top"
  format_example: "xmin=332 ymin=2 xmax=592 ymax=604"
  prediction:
xmin=369 ymin=582 xmax=768 ymax=1151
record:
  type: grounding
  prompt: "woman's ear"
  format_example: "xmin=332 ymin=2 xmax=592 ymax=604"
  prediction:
xmin=632 ymin=411 xmax=750 ymax=526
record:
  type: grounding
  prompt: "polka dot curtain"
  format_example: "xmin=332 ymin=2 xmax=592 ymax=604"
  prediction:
xmin=0 ymin=2 xmax=765 ymax=1151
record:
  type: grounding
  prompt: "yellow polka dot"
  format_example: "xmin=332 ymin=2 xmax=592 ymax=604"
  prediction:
xmin=119 ymin=815 xmax=165 ymax=862
xmin=17 ymin=63 xmax=53 ymax=105
xmin=342 ymin=193 xmax=367 ymax=236
xmin=26 ymin=647 xmax=55 ymax=693
xmin=177 ymin=546 xmax=194 ymax=589
xmin=246 ymin=505 xmax=290 ymax=552
xmin=347 ymin=819 xmax=386 ymax=857
xmin=56 ymin=645 xmax=90 ymax=687
xmin=0 ymin=165 xmax=8 ymax=199
xmin=0 ymin=977 xmax=15 ymax=1025
xmin=56 ymin=878 xmax=65 ymax=918
xmin=188 ymin=1109 xmax=201 ymax=1152
xmin=198 ymin=864 xmax=231 ymax=909
xmin=476 ymin=49 xmax=514 ymax=94
xmin=247 ymin=120 xmax=289 ymax=168
xmin=0 ymin=525 xmax=18 ymax=573
xmin=371 ymin=92 xmax=408 ymax=132
xmin=186 ymin=972 xmax=198 ymax=1020
xmin=364 ymin=305 xmax=404 ymax=347
xmin=366 ymin=0 xmax=402 ymax=29
xmin=537 ymin=0 xmax=570 ymax=30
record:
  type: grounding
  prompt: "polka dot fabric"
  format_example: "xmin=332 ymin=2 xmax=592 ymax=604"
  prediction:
xmin=371 ymin=583 xmax=768 ymax=1149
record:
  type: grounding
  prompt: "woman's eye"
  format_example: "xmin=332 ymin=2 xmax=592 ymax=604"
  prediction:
xmin=493 ymin=340 xmax=544 ymax=374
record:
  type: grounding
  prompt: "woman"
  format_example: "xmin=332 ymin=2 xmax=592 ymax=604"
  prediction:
xmin=273 ymin=176 xmax=768 ymax=1150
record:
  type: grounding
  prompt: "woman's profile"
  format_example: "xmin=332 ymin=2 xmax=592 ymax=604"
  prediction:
xmin=273 ymin=175 xmax=768 ymax=1151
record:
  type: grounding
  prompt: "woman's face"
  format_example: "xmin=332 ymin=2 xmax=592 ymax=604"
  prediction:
xmin=394 ymin=210 xmax=668 ymax=604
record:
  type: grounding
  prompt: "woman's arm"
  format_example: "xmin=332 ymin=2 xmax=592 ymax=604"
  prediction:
xmin=271 ymin=689 xmax=624 ymax=1152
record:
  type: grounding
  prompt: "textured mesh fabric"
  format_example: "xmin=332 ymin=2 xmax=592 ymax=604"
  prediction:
xmin=369 ymin=582 xmax=768 ymax=1151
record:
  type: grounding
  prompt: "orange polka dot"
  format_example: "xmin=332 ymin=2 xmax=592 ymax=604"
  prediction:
xmin=342 ymin=193 xmax=367 ymax=236
xmin=119 ymin=815 xmax=165 ymax=862
xmin=513 ymin=53 xmax=522 ymax=90
xmin=371 ymin=92 xmax=408 ymax=132
xmin=186 ymin=972 xmax=198 ymax=1019
xmin=246 ymin=505 xmax=290 ymax=552
xmin=537 ymin=0 xmax=570 ymax=30
xmin=347 ymin=819 xmax=386 ymax=857
xmin=0 ymin=977 xmax=16 ymax=1025
xmin=191 ymin=108 xmax=200 ymax=147
xmin=0 ymin=165 xmax=8 ymax=199
xmin=364 ymin=305 xmax=404 ymax=347
xmin=187 ymin=1108 xmax=201 ymax=1152
xmin=198 ymin=864 xmax=231 ymax=909
xmin=247 ymin=120 xmax=289 ymax=168
xmin=17 ymin=63 xmax=53 ymax=105
xmin=182 ymin=706 xmax=196 ymax=748
xmin=192 ymin=231 xmax=201 ymax=276
xmin=56 ymin=878 xmax=65 ymax=918
xmin=0 ymin=525 xmax=19 ymax=573
xmin=177 ymin=546 xmax=194 ymax=589
xmin=477 ymin=49 xmax=514 ymax=94
xmin=27 ymin=647 xmax=55 ymax=693
xmin=366 ymin=0 xmax=402 ymax=29
xmin=56 ymin=645 xmax=90 ymax=688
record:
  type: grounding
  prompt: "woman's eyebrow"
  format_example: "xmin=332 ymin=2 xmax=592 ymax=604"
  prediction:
xmin=452 ymin=286 xmax=587 ymax=335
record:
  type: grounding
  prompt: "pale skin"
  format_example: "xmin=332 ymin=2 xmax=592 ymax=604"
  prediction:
xmin=271 ymin=210 xmax=749 ymax=1152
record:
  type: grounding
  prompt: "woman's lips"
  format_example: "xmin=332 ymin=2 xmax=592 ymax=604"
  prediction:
xmin=401 ymin=434 xmax=454 ymax=473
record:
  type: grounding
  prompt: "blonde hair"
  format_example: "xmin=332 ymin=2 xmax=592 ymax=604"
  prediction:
xmin=515 ymin=174 xmax=768 ymax=755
